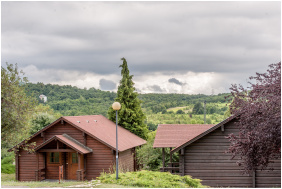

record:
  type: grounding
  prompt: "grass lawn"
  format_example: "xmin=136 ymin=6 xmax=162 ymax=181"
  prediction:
xmin=1 ymin=173 xmax=135 ymax=188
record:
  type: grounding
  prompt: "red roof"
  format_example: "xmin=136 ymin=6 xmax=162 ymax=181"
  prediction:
xmin=35 ymin=134 xmax=92 ymax=154
xmin=62 ymin=115 xmax=146 ymax=152
xmin=153 ymin=124 xmax=215 ymax=148
xmin=10 ymin=115 xmax=146 ymax=152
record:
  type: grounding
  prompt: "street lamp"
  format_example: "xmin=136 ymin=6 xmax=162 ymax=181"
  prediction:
xmin=112 ymin=102 xmax=121 ymax=180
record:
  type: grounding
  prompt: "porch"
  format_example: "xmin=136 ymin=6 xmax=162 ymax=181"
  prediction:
xmin=34 ymin=134 xmax=92 ymax=181
xmin=159 ymin=148 xmax=182 ymax=175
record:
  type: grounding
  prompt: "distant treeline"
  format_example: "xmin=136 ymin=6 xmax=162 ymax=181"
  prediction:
xmin=139 ymin=93 xmax=230 ymax=113
xmin=24 ymin=82 xmax=231 ymax=117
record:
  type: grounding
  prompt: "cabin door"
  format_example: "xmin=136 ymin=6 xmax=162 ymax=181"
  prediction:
xmin=68 ymin=152 xmax=79 ymax=180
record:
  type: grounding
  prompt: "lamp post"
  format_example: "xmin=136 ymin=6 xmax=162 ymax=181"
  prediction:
xmin=112 ymin=102 xmax=121 ymax=180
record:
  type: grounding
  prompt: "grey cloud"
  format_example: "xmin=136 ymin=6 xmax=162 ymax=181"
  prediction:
xmin=147 ymin=85 xmax=166 ymax=93
xmin=1 ymin=1 xmax=280 ymax=94
xmin=99 ymin=79 xmax=116 ymax=91
xmin=168 ymin=78 xmax=184 ymax=86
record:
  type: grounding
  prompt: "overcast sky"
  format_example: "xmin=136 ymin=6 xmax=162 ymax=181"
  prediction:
xmin=1 ymin=1 xmax=281 ymax=95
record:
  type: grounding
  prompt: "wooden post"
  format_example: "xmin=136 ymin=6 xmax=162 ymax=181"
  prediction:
xmin=59 ymin=165 xmax=63 ymax=183
xmin=15 ymin=150 xmax=19 ymax=181
xmin=180 ymin=148 xmax=185 ymax=176
xmin=162 ymin=148 xmax=165 ymax=171
xmin=78 ymin=153 xmax=81 ymax=180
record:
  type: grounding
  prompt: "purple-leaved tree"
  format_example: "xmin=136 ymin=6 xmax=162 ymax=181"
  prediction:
xmin=228 ymin=62 xmax=281 ymax=173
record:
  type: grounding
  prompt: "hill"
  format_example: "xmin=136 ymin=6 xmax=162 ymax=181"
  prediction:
xmin=24 ymin=82 xmax=231 ymax=130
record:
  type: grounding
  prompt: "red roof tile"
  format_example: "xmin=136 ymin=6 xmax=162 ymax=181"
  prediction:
xmin=62 ymin=115 xmax=146 ymax=152
xmin=153 ymin=124 xmax=215 ymax=148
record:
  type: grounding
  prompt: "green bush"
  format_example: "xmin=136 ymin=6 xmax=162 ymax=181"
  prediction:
xmin=1 ymin=155 xmax=14 ymax=165
xmin=97 ymin=170 xmax=207 ymax=188
xmin=1 ymin=164 xmax=15 ymax=174
xmin=1 ymin=155 xmax=15 ymax=174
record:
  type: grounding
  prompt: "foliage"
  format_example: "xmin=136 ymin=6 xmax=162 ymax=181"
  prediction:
xmin=98 ymin=170 xmax=206 ymax=188
xmin=108 ymin=58 xmax=149 ymax=139
xmin=1 ymin=63 xmax=36 ymax=148
xmin=24 ymin=83 xmax=116 ymax=117
xmin=227 ymin=62 xmax=281 ymax=173
xmin=23 ymin=82 xmax=230 ymax=120
xmin=29 ymin=104 xmax=62 ymax=135
xmin=139 ymin=93 xmax=230 ymax=114
xmin=176 ymin=109 xmax=185 ymax=114
xmin=192 ymin=102 xmax=204 ymax=114
xmin=29 ymin=112 xmax=56 ymax=135
xmin=146 ymin=109 xmax=226 ymax=131
xmin=1 ymin=155 xmax=15 ymax=174
xmin=136 ymin=131 xmax=178 ymax=171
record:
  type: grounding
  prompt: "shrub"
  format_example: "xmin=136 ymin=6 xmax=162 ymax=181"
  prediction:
xmin=1 ymin=155 xmax=15 ymax=174
xmin=97 ymin=170 xmax=207 ymax=188
xmin=1 ymin=164 xmax=15 ymax=174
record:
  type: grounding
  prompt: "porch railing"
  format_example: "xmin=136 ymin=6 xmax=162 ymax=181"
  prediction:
xmin=35 ymin=168 xmax=46 ymax=181
xmin=160 ymin=162 xmax=180 ymax=174
xmin=77 ymin=169 xmax=86 ymax=181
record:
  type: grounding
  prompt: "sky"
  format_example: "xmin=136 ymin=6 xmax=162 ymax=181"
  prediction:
xmin=1 ymin=1 xmax=281 ymax=95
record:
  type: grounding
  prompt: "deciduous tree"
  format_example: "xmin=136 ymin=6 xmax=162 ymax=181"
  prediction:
xmin=1 ymin=63 xmax=36 ymax=148
xmin=228 ymin=62 xmax=281 ymax=173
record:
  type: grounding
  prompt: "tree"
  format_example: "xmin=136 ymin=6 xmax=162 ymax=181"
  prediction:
xmin=108 ymin=58 xmax=149 ymax=139
xmin=192 ymin=102 xmax=204 ymax=114
xmin=1 ymin=63 xmax=36 ymax=148
xmin=176 ymin=109 xmax=185 ymax=114
xmin=29 ymin=104 xmax=62 ymax=135
xmin=228 ymin=62 xmax=281 ymax=173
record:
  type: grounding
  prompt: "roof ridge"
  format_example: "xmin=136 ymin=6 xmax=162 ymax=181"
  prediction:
xmin=62 ymin=133 xmax=93 ymax=152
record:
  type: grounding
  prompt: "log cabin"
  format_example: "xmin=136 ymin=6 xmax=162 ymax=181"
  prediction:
xmin=9 ymin=115 xmax=146 ymax=181
xmin=153 ymin=116 xmax=281 ymax=188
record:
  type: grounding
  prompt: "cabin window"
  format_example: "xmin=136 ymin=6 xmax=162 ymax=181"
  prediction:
xmin=72 ymin=153 xmax=78 ymax=163
xmin=49 ymin=152 xmax=60 ymax=163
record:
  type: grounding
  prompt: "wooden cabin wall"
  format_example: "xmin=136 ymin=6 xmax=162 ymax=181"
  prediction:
xmin=255 ymin=160 xmax=281 ymax=187
xmin=85 ymin=135 xmax=114 ymax=180
xmin=18 ymin=136 xmax=44 ymax=181
xmin=44 ymin=122 xmax=84 ymax=144
xmin=182 ymin=120 xmax=281 ymax=188
xmin=119 ymin=149 xmax=134 ymax=172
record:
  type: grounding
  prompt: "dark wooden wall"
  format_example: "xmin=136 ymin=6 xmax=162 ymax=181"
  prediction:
xmin=85 ymin=135 xmax=114 ymax=180
xmin=18 ymin=136 xmax=44 ymax=181
xmin=181 ymin=120 xmax=281 ymax=188
xmin=119 ymin=149 xmax=134 ymax=172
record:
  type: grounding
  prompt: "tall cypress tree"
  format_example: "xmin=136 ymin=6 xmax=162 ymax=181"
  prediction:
xmin=108 ymin=57 xmax=148 ymax=139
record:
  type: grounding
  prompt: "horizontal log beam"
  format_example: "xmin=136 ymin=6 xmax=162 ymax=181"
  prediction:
xmin=37 ymin=149 xmax=76 ymax=152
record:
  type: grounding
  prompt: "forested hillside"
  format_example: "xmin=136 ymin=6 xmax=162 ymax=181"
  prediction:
xmin=24 ymin=82 xmax=231 ymax=130
xmin=24 ymin=83 xmax=116 ymax=116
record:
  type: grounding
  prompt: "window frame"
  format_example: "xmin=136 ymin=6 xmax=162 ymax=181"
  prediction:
xmin=48 ymin=152 xmax=61 ymax=164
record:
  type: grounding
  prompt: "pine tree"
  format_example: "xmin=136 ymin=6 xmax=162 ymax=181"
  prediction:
xmin=108 ymin=58 xmax=148 ymax=139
